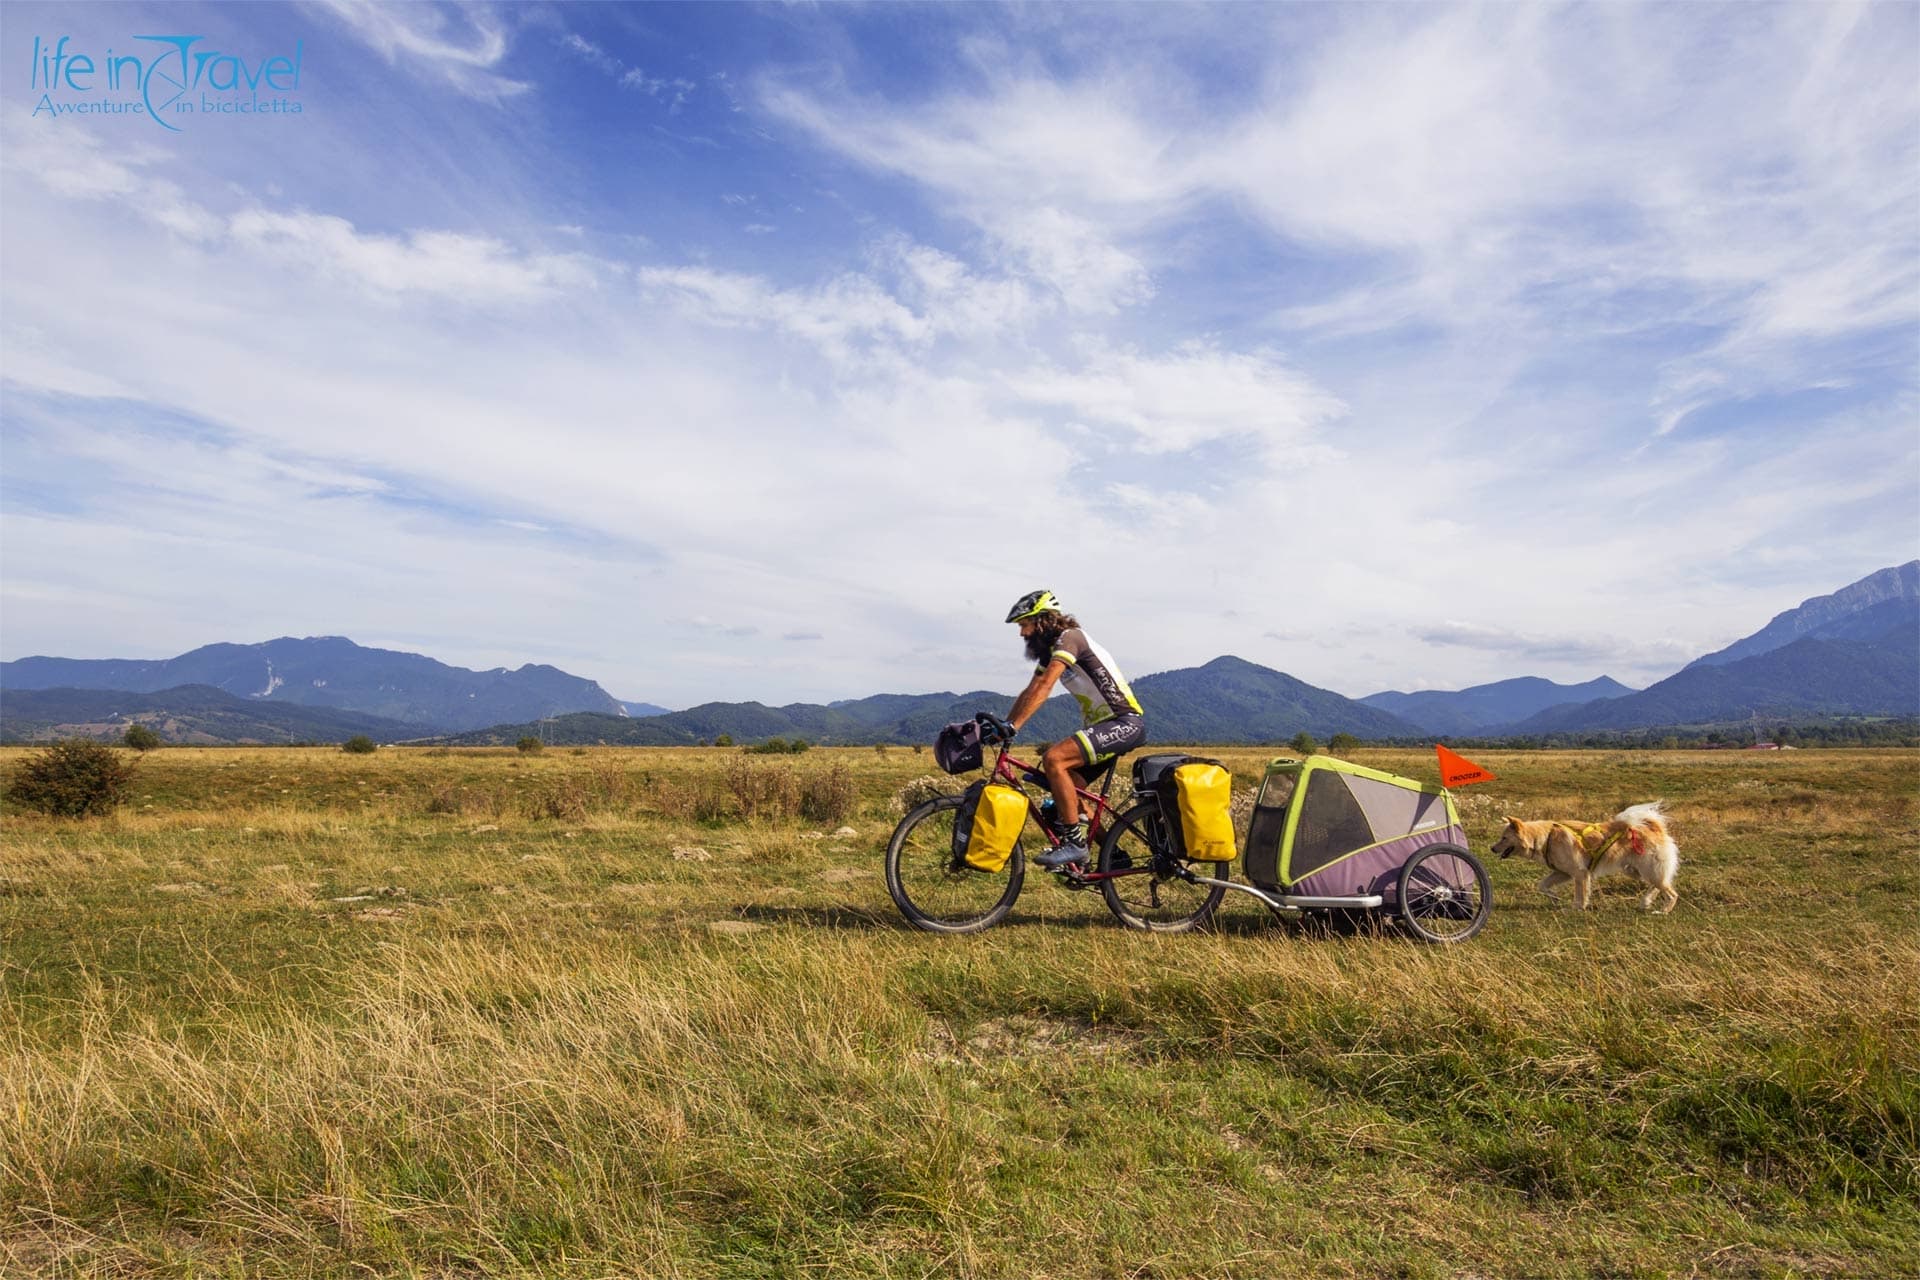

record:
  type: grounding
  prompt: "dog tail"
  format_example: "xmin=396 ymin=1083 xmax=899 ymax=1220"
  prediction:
xmin=1613 ymin=802 xmax=1676 ymax=857
xmin=1615 ymin=801 xmax=1666 ymax=830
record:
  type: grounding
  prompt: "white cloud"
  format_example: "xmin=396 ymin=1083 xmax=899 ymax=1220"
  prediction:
xmin=229 ymin=209 xmax=603 ymax=301
xmin=4 ymin=129 xmax=605 ymax=306
xmin=1009 ymin=341 xmax=1345 ymax=458
xmin=990 ymin=207 xmax=1153 ymax=314
xmin=310 ymin=0 xmax=529 ymax=100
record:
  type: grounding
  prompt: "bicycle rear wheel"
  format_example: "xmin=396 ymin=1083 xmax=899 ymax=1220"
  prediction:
xmin=1097 ymin=801 xmax=1225 ymax=932
xmin=885 ymin=794 xmax=1025 ymax=933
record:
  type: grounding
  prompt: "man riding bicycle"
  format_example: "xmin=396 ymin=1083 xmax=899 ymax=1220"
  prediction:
xmin=996 ymin=590 xmax=1147 ymax=868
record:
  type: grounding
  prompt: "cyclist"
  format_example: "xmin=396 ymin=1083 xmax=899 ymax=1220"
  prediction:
xmin=997 ymin=589 xmax=1147 ymax=868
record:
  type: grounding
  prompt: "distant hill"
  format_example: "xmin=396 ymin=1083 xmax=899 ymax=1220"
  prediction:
xmin=0 ymin=636 xmax=625 ymax=733
xmin=1685 ymin=562 xmax=1918 ymax=670
xmin=620 ymin=700 xmax=672 ymax=718
xmin=1510 ymin=630 xmax=1920 ymax=734
xmin=434 ymin=655 xmax=1423 ymax=746
xmin=0 ymin=685 xmax=420 ymax=745
xmin=1361 ymin=676 xmax=1636 ymax=735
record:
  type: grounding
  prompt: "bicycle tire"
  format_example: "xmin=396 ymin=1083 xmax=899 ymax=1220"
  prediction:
xmin=1097 ymin=801 xmax=1225 ymax=932
xmin=884 ymin=794 xmax=1025 ymax=934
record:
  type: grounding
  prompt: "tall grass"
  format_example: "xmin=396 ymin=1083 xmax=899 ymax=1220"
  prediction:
xmin=2 ymin=747 xmax=1916 ymax=1277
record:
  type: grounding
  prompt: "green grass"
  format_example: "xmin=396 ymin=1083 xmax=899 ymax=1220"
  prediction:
xmin=3 ymin=746 xmax=1916 ymax=1277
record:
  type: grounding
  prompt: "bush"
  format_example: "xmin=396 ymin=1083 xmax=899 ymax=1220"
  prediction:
xmin=722 ymin=757 xmax=800 ymax=819
xmin=799 ymin=763 xmax=856 ymax=823
xmin=5 ymin=740 xmax=138 ymax=817
xmin=1328 ymin=732 xmax=1359 ymax=754
xmin=1289 ymin=731 xmax=1318 ymax=756
xmin=893 ymin=775 xmax=960 ymax=814
xmin=122 ymin=724 xmax=162 ymax=752
xmin=714 ymin=733 xmax=734 ymax=747
xmin=516 ymin=736 xmax=544 ymax=754
xmin=342 ymin=736 xmax=377 ymax=755
xmin=745 ymin=737 xmax=811 ymax=755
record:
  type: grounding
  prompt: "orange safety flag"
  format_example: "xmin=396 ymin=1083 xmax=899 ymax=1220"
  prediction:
xmin=1436 ymin=744 xmax=1496 ymax=787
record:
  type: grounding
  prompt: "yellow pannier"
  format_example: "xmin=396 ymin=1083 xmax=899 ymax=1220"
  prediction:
xmin=1171 ymin=762 xmax=1236 ymax=864
xmin=953 ymin=782 xmax=1029 ymax=873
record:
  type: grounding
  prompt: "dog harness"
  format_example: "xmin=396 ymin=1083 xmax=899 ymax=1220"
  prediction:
xmin=1565 ymin=821 xmax=1646 ymax=870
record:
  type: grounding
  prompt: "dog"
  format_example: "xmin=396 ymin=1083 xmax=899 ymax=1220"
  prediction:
xmin=1489 ymin=802 xmax=1680 ymax=913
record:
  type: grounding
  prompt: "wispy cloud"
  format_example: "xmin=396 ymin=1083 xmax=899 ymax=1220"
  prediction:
xmin=310 ymin=0 xmax=530 ymax=100
xmin=2 ymin=2 xmax=1912 ymax=706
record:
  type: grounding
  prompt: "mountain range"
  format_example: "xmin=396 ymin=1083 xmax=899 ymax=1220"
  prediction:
xmin=2 ymin=562 xmax=1913 ymax=745
xmin=433 ymin=655 xmax=1427 ymax=747
xmin=1360 ymin=676 xmax=1637 ymax=736
xmin=0 ymin=685 xmax=420 ymax=746
xmin=0 ymin=636 xmax=625 ymax=733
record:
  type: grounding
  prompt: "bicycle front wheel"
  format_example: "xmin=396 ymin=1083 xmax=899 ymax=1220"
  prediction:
xmin=885 ymin=794 xmax=1026 ymax=934
xmin=1097 ymin=801 xmax=1225 ymax=932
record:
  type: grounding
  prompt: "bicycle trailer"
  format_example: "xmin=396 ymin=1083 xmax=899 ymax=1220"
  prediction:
xmin=1184 ymin=755 xmax=1491 ymax=942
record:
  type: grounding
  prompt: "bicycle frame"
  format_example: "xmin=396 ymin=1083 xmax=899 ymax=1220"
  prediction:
xmin=982 ymin=742 xmax=1151 ymax=885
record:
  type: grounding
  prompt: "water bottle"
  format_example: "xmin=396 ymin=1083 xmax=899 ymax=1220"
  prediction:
xmin=1037 ymin=795 xmax=1059 ymax=832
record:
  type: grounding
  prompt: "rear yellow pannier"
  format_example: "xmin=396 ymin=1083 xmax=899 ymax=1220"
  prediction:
xmin=1171 ymin=762 xmax=1236 ymax=864
xmin=953 ymin=782 xmax=1029 ymax=873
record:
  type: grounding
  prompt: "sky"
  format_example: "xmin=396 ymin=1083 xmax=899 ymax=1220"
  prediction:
xmin=1 ymin=1 xmax=1915 ymax=709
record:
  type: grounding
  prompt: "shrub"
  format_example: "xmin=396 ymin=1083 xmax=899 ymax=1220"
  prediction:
xmin=1328 ymin=732 xmax=1359 ymax=754
xmin=893 ymin=775 xmax=960 ymax=814
xmin=424 ymin=783 xmax=508 ymax=818
xmin=1289 ymin=731 xmax=1318 ymax=756
xmin=745 ymin=737 xmax=810 ymax=755
xmin=516 ymin=736 xmax=544 ymax=754
xmin=122 ymin=724 xmax=162 ymax=752
xmin=342 ymin=736 xmax=377 ymax=755
xmin=5 ymin=740 xmax=138 ymax=817
xmin=714 ymin=733 xmax=734 ymax=747
xmin=527 ymin=776 xmax=588 ymax=821
xmin=722 ymin=757 xmax=801 ymax=820
xmin=649 ymin=776 xmax=731 ymax=822
xmin=799 ymin=763 xmax=856 ymax=824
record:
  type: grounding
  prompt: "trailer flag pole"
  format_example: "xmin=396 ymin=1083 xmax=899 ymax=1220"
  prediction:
xmin=1436 ymin=744 xmax=1496 ymax=787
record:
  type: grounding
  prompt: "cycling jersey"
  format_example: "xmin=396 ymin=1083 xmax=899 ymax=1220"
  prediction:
xmin=1041 ymin=628 xmax=1144 ymax=726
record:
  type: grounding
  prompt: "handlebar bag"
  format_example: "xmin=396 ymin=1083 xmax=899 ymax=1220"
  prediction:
xmin=951 ymin=780 xmax=1028 ymax=873
xmin=934 ymin=719 xmax=985 ymax=775
xmin=1165 ymin=760 xmax=1236 ymax=865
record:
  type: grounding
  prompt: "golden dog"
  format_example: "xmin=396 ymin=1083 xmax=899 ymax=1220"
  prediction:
xmin=1490 ymin=802 xmax=1679 ymax=913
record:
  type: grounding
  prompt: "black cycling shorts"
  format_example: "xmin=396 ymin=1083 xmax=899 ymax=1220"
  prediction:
xmin=1073 ymin=714 xmax=1147 ymax=767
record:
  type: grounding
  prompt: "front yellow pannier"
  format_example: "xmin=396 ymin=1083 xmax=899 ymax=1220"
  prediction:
xmin=1171 ymin=762 xmax=1236 ymax=864
xmin=954 ymin=782 xmax=1028 ymax=873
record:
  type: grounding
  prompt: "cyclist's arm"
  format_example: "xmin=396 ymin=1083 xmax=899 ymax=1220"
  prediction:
xmin=1008 ymin=660 xmax=1067 ymax=733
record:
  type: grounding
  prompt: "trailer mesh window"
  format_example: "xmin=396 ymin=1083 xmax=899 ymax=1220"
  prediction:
xmin=1290 ymin=771 xmax=1374 ymax=879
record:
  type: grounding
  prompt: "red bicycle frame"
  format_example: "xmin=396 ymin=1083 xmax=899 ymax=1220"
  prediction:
xmin=983 ymin=741 xmax=1142 ymax=884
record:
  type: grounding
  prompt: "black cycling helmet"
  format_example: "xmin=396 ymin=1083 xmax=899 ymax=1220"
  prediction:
xmin=1005 ymin=589 xmax=1061 ymax=623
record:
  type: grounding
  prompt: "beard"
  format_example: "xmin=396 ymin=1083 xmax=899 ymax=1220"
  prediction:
xmin=1023 ymin=624 xmax=1064 ymax=664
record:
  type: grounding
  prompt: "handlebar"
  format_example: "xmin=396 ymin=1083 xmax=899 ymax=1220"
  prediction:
xmin=974 ymin=710 xmax=1017 ymax=745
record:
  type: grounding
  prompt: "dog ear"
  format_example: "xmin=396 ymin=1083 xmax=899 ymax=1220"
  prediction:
xmin=1501 ymin=815 xmax=1517 ymax=828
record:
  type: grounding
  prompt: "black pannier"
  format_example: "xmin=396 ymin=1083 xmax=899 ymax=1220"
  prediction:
xmin=1132 ymin=753 xmax=1235 ymax=864
xmin=934 ymin=719 xmax=985 ymax=775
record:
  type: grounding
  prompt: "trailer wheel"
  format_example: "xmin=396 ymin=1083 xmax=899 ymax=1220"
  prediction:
xmin=1397 ymin=843 xmax=1491 ymax=944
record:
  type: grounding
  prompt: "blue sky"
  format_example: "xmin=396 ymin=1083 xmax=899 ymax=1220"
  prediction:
xmin=2 ymin=1 xmax=1915 ymax=707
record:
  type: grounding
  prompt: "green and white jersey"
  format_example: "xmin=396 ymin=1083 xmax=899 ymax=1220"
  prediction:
xmin=1041 ymin=628 xmax=1143 ymax=726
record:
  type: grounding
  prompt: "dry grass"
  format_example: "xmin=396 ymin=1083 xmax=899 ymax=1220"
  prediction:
xmin=1 ymin=746 xmax=1916 ymax=1277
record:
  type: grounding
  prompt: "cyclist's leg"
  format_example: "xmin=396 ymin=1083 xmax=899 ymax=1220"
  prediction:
xmin=1039 ymin=738 xmax=1088 ymax=825
xmin=1047 ymin=716 xmax=1146 ymax=823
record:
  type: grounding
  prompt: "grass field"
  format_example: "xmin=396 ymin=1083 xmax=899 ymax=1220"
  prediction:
xmin=2 ymin=744 xmax=1916 ymax=1278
